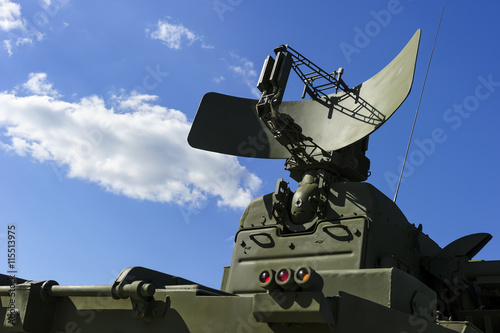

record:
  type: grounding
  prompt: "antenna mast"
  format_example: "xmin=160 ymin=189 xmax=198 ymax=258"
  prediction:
xmin=393 ymin=7 xmax=445 ymax=203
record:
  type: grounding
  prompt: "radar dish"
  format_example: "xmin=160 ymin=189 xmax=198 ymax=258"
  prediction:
xmin=188 ymin=30 xmax=421 ymax=158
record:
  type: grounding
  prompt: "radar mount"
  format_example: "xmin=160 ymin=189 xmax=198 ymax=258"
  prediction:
xmin=188 ymin=30 xmax=421 ymax=229
xmin=188 ymin=30 xmax=421 ymax=184
xmin=255 ymin=45 xmax=369 ymax=182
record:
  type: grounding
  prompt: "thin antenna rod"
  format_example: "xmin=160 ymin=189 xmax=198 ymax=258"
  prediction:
xmin=393 ymin=7 xmax=445 ymax=203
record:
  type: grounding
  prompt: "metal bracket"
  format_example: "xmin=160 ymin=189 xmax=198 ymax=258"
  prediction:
xmin=112 ymin=279 xmax=164 ymax=320
xmin=111 ymin=267 xmax=174 ymax=321
xmin=110 ymin=266 xmax=228 ymax=320
xmin=316 ymin=170 xmax=330 ymax=219
xmin=130 ymin=295 xmax=169 ymax=321
xmin=2 ymin=280 xmax=57 ymax=333
xmin=272 ymin=178 xmax=291 ymax=221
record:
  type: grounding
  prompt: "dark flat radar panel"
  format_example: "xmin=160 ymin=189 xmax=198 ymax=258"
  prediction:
xmin=188 ymin=30 xmax=421 ymax=159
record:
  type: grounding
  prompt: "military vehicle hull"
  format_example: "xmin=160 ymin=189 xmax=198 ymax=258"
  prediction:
xmin=0 ymin=181 xmax=497 ymax=332
xmin=0 ymin=283 xmax=485 ymax=333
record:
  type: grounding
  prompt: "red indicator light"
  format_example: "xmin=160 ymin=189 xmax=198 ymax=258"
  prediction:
xmin=259 ymin=271 xmax=271 ymax=284
xmin=278 ymin=269 xmax=289 ymax=282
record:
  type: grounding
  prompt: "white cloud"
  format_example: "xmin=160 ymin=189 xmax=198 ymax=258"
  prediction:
xmin=0 ymin=74 xmax=261 ymax=209
xmin=16 ymin=36 xmax=33 ymax=46
xmin=22 ymin=72 xmax=60 ymax=96
xmin=147 ymin=18 xmax=213 ymax=50
xmin=228 ymin=52 xmax=260 ymax=98
xmin=3 ymin=39 xmax=12 ymax=55
xmin=0 ymin=0 xmax=23 ymax=32
xmin=213 ymin=75 xmax=224 ymax=84
xmin=0 ymin=0 xmax=46 ymax=56
xmin=201 ymin=42 xmax=214 ymax=49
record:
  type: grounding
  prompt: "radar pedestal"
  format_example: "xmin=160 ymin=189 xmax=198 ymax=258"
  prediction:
xmin=189 ymin=30 xmax=421 ymax=236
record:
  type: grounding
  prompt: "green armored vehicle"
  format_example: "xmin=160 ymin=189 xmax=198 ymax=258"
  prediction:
xmin=1 ymin=30 xmax=498 ymax=333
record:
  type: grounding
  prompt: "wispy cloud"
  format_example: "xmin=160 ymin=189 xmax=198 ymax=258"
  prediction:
xmin=40 ymin=0 xmax=51 ymax=9
xmin=3 ymin=39 xmax=12 ymax=55
xmin=146 ymin=18 xmax=213 ymax=50
xmin=0 ymin=0 xmax=46 ymax=56
xmin=22 ymin=72 xmax=60 ymax=97
xmin=0 ymin=73 xmax=261 ymax=209
xmin=213 ymin=75 xmax=225 ymax=84
xmin=227 ymin=52 xmax=260 ymax=98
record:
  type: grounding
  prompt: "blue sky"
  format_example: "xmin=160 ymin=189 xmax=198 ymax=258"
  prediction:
xmin=0 ymin=0 xmax=499 ymax=289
